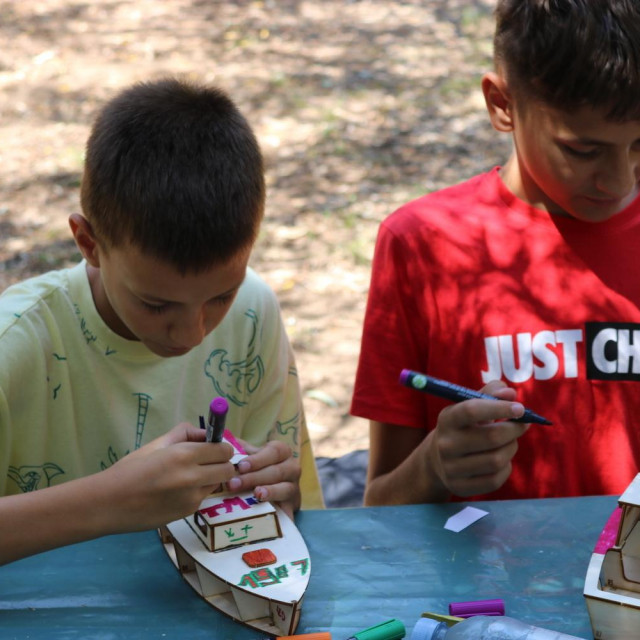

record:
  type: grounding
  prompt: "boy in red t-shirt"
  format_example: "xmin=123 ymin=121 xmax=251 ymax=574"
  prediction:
xmin=352 ymin=0 xmax=640 ymax=504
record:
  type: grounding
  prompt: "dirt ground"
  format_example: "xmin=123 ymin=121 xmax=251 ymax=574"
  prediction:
xmin=0 ymin=0 xmax=510 ymax=458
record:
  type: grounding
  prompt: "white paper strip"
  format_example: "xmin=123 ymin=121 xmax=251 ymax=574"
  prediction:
xmin=444 ymin=506 xmax=489 ymax=532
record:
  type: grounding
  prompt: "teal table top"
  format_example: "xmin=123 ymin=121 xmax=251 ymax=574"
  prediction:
xmin=0 ymin=495 xmax=617 ymax=639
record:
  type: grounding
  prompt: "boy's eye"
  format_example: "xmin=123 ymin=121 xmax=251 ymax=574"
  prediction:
xmin=212 ymin=294 xmax=234 ymax=306
xmin=562 ymin=144 xmax=599 ymax=158
xmin=142 ymin=301 xmax=169 ymax=314
xmin=140 ymin=292 xmax=235 ymax=314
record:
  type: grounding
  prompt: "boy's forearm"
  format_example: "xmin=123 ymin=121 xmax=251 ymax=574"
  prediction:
xmin=364 ymin=433 xmax=452 ymax=506
xmin=364 ymin=466 xmax=451 ymax=505
xmin=0 ymin=472 xmax=114 ymax=565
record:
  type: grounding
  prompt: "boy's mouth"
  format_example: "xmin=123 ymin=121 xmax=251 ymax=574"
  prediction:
xmin=164 ymin=346 xmax=191 ymax=356
xmin=583 ymin=196 xmax=623 ymax=206
xmin=583 ymin=185 xmax=639 ymax=209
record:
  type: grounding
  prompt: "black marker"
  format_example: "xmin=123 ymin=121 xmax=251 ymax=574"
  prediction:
xmin=205 ymin=397 xmax=229 ymax=442
xmin=399 ymin=369 xmax=552 ymax=425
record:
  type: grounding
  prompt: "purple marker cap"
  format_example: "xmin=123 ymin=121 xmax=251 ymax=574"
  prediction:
xmin=207 ymin=397 xmax=229 ymax=443
xmin=210 ymin=397 xmax=229 ymax=416
xmin=448 ymin=598 xmax=505 ymax=618
xmin=399 ymin=369 xmax=411 ymax=386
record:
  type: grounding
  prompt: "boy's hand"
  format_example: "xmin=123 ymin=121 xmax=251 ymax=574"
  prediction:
xmin=0 ymin=423 xmax=237 ymax=565
xmin=103 ymin=423 xmax=236 ymax=532
xmin=227 ymin=440 xmax=301 ymax=518
xmin=425 ymin=380 xmax=530 ymax=498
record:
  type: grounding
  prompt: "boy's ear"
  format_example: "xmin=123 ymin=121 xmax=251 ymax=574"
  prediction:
xmin=69 ymin=213 xmax=102 ymax=268
xmin=482 ymin=71 xmax=514 ymax=133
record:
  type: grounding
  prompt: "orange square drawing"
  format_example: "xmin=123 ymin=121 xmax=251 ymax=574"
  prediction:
xmin=242 ymin=548 xmax=277 ymax=568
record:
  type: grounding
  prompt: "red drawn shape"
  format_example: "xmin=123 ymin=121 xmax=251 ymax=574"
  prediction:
xmin=242 ymin=548 xmax=277 ymax=568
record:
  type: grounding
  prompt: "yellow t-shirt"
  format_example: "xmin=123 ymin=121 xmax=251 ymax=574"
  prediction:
xmin=0 ymin=262 xmax=324 ymax=509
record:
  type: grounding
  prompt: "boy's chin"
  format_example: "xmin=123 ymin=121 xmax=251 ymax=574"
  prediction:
xmin=144 ymin=342 xmax=192 ymax=358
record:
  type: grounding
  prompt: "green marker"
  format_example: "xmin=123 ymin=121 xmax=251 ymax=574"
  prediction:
xmin=346 ymin=618 xmax=406 ymax=640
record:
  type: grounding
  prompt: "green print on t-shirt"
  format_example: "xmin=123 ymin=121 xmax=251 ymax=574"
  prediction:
xmin=73 ymin=303 xmax=98 ymax=346
xmin=99 ymin=392 xmax=153 ymax=469
xmin=8 ymin=463 xmax=65 ymax=492
xmin=204 ymin=309 xmax=265 ymax=406
xmin=273 ymin=411 xmax=300 ymax=457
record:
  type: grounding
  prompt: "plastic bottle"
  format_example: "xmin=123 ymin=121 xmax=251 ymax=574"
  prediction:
xmin=410 ymin=615 xmax=586 ymax=640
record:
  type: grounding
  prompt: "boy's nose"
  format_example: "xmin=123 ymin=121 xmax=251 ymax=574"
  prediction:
xmin=597 ymin=154 xmax=640 ymax=198
xmin=170 ymin=310 xmax=207 ymax=348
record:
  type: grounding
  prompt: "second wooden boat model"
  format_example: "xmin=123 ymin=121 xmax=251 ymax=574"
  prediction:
xmin=583 ymin=473 xmax=640 ymax=638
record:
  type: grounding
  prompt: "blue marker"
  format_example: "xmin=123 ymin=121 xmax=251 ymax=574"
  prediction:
xmin=206 ymin=397 xmax=229 ymax=442
xmin=400 ymin=369 xmax=552 ymax=426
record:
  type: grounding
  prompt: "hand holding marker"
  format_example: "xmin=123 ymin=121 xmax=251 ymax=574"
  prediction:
xmin=399 ymin=369 xmax=552 ymax=426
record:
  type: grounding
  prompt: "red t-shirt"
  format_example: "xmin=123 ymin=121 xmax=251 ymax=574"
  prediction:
xmin=351 ymin=168 xmax=640 ymax=500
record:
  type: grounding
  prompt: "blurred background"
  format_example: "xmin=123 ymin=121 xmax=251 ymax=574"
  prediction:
xmin=0 ymin=0 xmax=509 ymax=461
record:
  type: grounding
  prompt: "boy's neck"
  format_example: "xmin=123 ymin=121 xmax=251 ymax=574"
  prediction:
xmin=85 ymin=263 xmax=137 ymax=340
xmin=499 ymin=155 xmax=567 ymax=217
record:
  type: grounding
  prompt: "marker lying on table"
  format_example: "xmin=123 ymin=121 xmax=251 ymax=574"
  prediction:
xmin=346 ymin=618 xmax=406 ymax=640
xmin=399 ymin=369 xmax=552 ymax=426
xmin=205 ymin=396 xmax=229 ymax=442
xmin=272 ymin=634 xmax=332 ymax=640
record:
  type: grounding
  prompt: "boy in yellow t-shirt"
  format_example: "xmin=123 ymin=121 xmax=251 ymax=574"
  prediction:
xmin=0 ymin=77 xmax=323 ymax=566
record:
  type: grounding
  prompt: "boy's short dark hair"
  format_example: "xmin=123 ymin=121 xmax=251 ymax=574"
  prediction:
xmin=80 ymin=77 xmax=265 ymax=272
xmin=494 ymin=0 xmax=640 ymax=121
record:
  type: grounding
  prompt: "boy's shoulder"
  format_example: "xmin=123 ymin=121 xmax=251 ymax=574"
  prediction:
xmin=384 ymin=168 xmax=502 ymax=234
xmin=212 ymin=266 xmax=286 ymax=353
xmin=236 ymin=266 xmax=277 ymax=303
xmin=0 ymin=265 xmax=79 ymax=338
xmin=0 ymin=265 xmax=85 ymax=379
xmin=227 ymin=266 xmax=281 ymax=321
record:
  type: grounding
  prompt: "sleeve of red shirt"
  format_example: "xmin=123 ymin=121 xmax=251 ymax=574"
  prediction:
xmin=350 ymin=218 xmax=431 ymax=430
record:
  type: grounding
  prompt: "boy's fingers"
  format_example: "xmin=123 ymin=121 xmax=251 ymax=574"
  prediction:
xmin=459 ymin=419 xmax=528 ymax=456
xmin=228 ymin=457 xmax=301 ymax=492
xmin=156 ymin=441 xmax=234 ymax=466
xmin=199 ymin=461 xmax=236 ymax=486
xmin=160 ymin=423 xmax=206 ymax=446
xmin=239 ymin=440 xmax=293 ymax=472
xmin=455 ymin=438 xmax=519 ymax=475
xmin=448 ymin=464 xmax=514 ymax=498
xmin=442 ymin=398 xmax=526 ymax=430
xmin=254 ymin=484 xmax=300 ymax=516
xmin=196 ymin=441 xmax=234 ymax=463
xmin=481 ymin=380 xmax=517 ymax=400
xmin=185 ymin=426 xmax=208 ymax=443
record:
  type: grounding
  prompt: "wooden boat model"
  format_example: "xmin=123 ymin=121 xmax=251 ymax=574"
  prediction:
xmin=159 ymin=431 xmax=311 ymax=636
xmin=583 ymin=473 xmax=640 ymax=638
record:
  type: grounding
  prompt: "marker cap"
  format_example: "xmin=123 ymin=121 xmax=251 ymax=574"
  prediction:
xmin=448 ymin=598 xmax=505 ymax=618
xmin=350 ymin=618 xmax=406 ymax=640
xmin=210 ymin=396 xmax=229 ymax=415
xmin=409 ymin=618 xmax=442 ymax=640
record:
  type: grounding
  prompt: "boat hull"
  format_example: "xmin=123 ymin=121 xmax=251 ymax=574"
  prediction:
xmin=584 ymin=550 xmax=640 ymax=639
xmin=160 ymin=504 xmax=310 ymax=636
xmin=584 ymin=475 xmax=640 ymax=639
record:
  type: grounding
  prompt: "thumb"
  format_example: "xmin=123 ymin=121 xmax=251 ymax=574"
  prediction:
xmin=163 ymin=423 xmax=206 ymax=446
